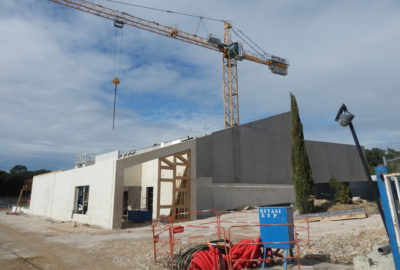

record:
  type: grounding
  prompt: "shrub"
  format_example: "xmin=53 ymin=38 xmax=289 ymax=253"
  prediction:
xmin=329 ymin=175 xmax=351 ymax=204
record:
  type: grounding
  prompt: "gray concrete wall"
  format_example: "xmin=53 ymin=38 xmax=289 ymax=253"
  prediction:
xmin=305 ymin=141 xmax=368 ymax=183
xmin=196 ymin=112 xmax=368 ymax=185
xmin=196 ymin=178 xmax=295 ymax=212
xmin=197 ymin=112 xmax=292 ymax=184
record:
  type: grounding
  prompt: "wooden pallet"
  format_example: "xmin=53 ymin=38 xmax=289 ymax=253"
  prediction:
xmin=294 ymin=208 xmax=367 ymax=223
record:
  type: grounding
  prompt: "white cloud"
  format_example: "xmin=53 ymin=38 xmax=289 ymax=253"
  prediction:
xmin=1 ymin=0 xmax=400 ymax=171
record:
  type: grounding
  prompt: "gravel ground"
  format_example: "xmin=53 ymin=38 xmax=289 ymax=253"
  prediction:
xmin=299 ymin=214 xmax=388 ymax=264
xmin=0 ymin=208 xmax=389 ymax=269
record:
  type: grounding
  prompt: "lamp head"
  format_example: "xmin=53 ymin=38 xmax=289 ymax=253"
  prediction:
xmin=335 ymin=104 xmax=355 ymax=127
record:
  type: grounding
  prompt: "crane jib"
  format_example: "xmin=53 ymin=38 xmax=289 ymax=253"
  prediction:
xmin=47 ymin=0 xmax=289 ymax=128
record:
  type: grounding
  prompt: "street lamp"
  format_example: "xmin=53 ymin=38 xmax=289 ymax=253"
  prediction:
xmin=335 ymin=104 xmax=387 ymax=231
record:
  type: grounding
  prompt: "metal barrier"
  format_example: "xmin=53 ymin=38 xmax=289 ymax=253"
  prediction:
xmin=219 ymin=209 xmax=310 ymax=249
xmin=294 ymin=214 xmax=310 ymax=248
xmin=153 ymin=209 xmax=222 ymax=269
xmin=227 ymin=223 xmax=301 ymax=270
xmin=375 ymin=167 xmax=400 ymax=270
xmin=152 ymin=218 xmax=172 ymax=263
xmin=169 ymin=209 xmax=222 ymax=269
xmin=152 ymin=208 xmax=309 ymax=269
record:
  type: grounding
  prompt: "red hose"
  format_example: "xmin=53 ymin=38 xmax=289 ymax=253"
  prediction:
xmin=188 ymin=237 xmax=262 ymax=270
xmin=188 ymin=244 xmax=224 ymax=270
xmin=229 ymin=237 xmax=262 ymax=270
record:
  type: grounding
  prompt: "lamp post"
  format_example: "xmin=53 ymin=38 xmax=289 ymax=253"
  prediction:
xmin=334 ymin=104 xmax=387 ymax=231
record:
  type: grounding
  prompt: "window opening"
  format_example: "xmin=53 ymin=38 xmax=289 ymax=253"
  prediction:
xmin=74 ymin=186 xmax=89 ymax=214
xmin=146 ymin=187 xmax=153 ymax=211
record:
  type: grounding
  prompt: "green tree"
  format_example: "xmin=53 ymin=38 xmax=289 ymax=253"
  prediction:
xmin=329 ymin=175 xmax=351 ymax=204
xmin=365 ymin=147 xmax=400 ymax=174
xmin=0 ymin=165 xmax=50 ymax=196
xmin=290 ymin=93 xmax=314 ymax=214
xmin=10 ymin=165 xmax=28 ymax=175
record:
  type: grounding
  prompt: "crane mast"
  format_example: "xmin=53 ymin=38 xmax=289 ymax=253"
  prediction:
xmin=222 ymin=21 xmax=239 ymax=128
xmin=47 ymin=0 xmax=289 ymax=128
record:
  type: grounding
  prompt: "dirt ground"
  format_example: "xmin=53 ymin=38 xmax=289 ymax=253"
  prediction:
xmin=0 ymin=206 xmax=389 ymax=270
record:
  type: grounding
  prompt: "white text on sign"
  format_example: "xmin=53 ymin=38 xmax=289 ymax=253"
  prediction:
xmin=259 ymin=208 xmax=282 ymax=219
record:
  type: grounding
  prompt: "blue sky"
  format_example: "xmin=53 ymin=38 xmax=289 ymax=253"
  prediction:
xmin=1 ymin=0 xmax=400 ymax=172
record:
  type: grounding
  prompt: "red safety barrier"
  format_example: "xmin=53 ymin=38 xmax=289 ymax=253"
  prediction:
xmin=153 ymin=208 xmax=310 ymax=269
xmin=226 ymin=223 xmax=301 ymax=270
xmin=169 ymin=209 xmax=225 ymax=269
xmin=218 ymin=209 xmax=311 ymax=249
xmin=152 ymin=218 xmax=172 ymax=263
xmin=218 ymin=209 xmax=260 ymax=229
xmin=153 ymin=209 xmax=225 ymax=269
xmin=294 ymin=214 xmax=310 ymax=248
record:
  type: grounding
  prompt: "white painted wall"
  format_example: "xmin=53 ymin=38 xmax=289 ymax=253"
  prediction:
xmin=124 ymin=164 xmax=142 ymax=186
xmin=120 ymin=159 xmax=158 ymax=218
xmin=30 ymin=160 xmax=117 ymax=229
xmin=140 ymin=159 xmax=158 ymax=218
xmin=95 ymin=150 xmax=119 ymax=162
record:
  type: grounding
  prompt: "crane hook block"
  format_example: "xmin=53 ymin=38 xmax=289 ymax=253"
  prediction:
xmin=113 ymin=77 xmax=120 ymax=85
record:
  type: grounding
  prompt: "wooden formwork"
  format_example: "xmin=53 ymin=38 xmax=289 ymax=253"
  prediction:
xmin=157 ymin=149 xmax=191 ymax=222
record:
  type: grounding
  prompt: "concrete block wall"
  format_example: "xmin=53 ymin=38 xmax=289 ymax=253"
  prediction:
xmin=196 ymin=177 xmax=295 ymax=212
xmin=30 ymin=159 xmax=117 ymax=229
xmin=196 ymin=112 xmax=368 ymax=185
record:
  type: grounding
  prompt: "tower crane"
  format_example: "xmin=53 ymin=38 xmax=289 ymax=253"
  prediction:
xmin=48 ymin=0 xmax=289 ymax=128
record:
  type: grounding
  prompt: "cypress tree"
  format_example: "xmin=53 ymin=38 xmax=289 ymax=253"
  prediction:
xmin=290 ymin=93 xmax=314 ymax=214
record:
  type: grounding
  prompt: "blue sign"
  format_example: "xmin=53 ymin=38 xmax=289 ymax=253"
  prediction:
xmin=259 ymin=207 xmax=294 ymax=249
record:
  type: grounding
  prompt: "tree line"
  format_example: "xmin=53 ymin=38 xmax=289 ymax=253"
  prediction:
xmin=365 ymin=148 xmax=400 ymax=174
xmin=0 ymin=165 xmax=50 ymax=197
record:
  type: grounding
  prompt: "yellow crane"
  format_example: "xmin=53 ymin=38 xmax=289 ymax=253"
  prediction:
xmin=48 ymin=0 xmax=289 ymax=128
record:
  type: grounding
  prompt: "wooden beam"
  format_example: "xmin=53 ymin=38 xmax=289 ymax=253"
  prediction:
xmin=160 ymin=157 xmax=175 ymax=168
xmin=159 ymin=205 xmax=174 ymax=209
xmin=175 ymin=154 xmax=188 ymax=164
xmin=294 ymin=209 xmax=367 ymax=223
xmin=159 ymin=178 xmax=174 ymax=182
xmin=160 ymin=165 xmax=174 ymax=170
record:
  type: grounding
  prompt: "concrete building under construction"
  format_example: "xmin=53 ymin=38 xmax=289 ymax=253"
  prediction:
xmin=29 ymin=112 xmax=368 ymax=229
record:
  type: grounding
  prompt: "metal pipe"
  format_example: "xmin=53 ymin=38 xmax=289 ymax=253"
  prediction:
xmin=348 ymin=122 xmax=388 ymax=233
xmin=384 ymin=174 xmax=400 ymax=251
xmin=378 ymin=244 xmax=392 ymax=255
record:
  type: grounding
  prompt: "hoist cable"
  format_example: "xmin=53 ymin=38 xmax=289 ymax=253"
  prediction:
xmin=112 ymin=24 xmax=124 ymax=129
xmin=100 ymin=0 xmax=225 ymax=22
xmin=201 ymin=19 xmax=210 ymax=36
xmin=117 ymin=26 xmax=124 ymax=78
xmin=112 ymin=85 xmax=117 ymax=129
xmin=194 ymin=17 xmax=202 ymax=36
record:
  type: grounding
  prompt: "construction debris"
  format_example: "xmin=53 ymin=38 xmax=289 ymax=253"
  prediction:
xmin=353 ymin=244 xmax=395 ymax=270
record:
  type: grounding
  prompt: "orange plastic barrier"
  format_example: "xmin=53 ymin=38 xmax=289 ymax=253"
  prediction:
xmin=294 ymin=214 xmax=310 ymax=248
xmin=152 ymin=208 xmax=310 ymax=269
xmin=152 ymin=218 xmax=172 ymax=262
xmin=153 ymin=209 xmax=224 ymax=269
